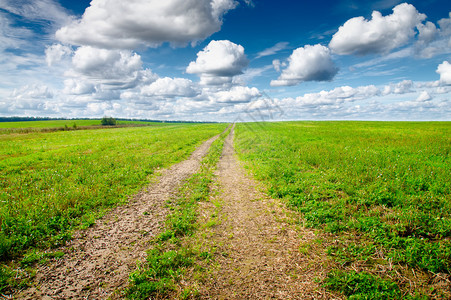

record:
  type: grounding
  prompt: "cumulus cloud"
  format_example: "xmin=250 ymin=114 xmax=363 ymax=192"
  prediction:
xmin=256 ymin=42 xmax=289 ymax=59
xmin=186 ymin=40 xmax=249 ymax=85
xmin=2 ymin=84 xmax=60 ymax=116
xmin=63 ymin=46 xmax=158 ymax=98
xmin=141 ymin=77 xmax=199 ymax=98
xmin=45 ymin=44 xmax=72 ymax=66
xmin=436 ymin=61 xmax=451 ymax=85
xmin=211 ymin=86 xmax=260 ymax=103
xmin=267 ymin=82 xmax=451 ymax=121
xmin=198 ymin=76 xmax=234 ymax=86
xmin=416 ymin=91 xmax=432 ymax=102
xmin=417 ymin=21 xmax=438 ymax=45
xmin=329 ymin=3 xmax=425 ymax=55
xmin=187 ymin=40 xmax=248 ymax=76
xmin=272 ymin=59 xmax=282 ymax=72
xmin=415 ymin=13 xmax=451 ymax=58
xmin=71 ymin=47 xmax=142 ymax=79
xmin=211 ymin=81 xmax=451 ymax=120
xmin=63 ymin=79 xmax=95 ymax=95
xmin=10 ymin=84 xmax=54 ymax=100
xmin=382 ymin=80 xmax=413 ymax=95
xmin=438 ymin=12 xmax=451 ymax=39
xmin=436 ymin=12 xmax=451 ymax=48
xmin=3 ymin=78 xmax=450 ymax=121
xmin=270 ymin=44 xmax=338 ymax=87
xmin=274 ymin=80 xmax=443 ymax=114
xmin=292 ymin=85 xmax=380 ymax=106
xmin=56 ymin=0 xmax=237 ymax=49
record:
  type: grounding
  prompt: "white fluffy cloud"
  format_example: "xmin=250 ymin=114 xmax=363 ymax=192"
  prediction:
xmin=63 ymin=46 xmax=158 ymax=97
xmin=329 ymin=3 xmax=425 ymax=55
xmin=382 ymin=80 xmax=413 ymax=95
xmin=186 ymin=40 xmax=249 ymax=85
xmin=210 ymin=86 xmax=260 ymax=103
xmin=3 ymin=78 xmax=450 ymax=121
xmin=141 ymin=77 xmax=199 ymax=98
xmin=267 ymin=82 xmax=450 ymax=121
xmin=436 ymin=61 xmax=451 ymax=85
xmin=416 ymin=91 xmax=432 ymax=102
xmin=45 ymin=44 xmax=72 ymax=66
xmin=291 ymin=85 xmax=380 ymax=106
xmin=270 ymin=44 xmax=338 ymax=87
xmin=2 ymin=84 xmax=59 ymax=116
xmin=274 ymin=80 xmax=445 ymax=112
xmin=71 ymin=46 xmax=142 ymax=80
xmin=63 ymin=79 xmax=95 ymax=95
xmin=272 ymin=59 xmax=282 ymax=72
xmin=56 ymin=0 xmax=237 ymax=49
xmin=415 ymin=13 xmax=451 ymax=58
xmin=417 ymin=21 xmax=438 ymax=45
xmin=437 ymin=12 xmax=451 ymax=47
xmin=187 ymin=40 xmax=248 ymax=76
xmin=10 ymin=84 xmax=54 ymax=100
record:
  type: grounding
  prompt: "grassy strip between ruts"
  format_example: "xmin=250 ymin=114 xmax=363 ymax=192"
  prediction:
xmin=0 ymin=123 xmax=227 ymax=293
xmin=126 ymin=126 xmax=231 ymax=299
xmin=235 ymin=121 xmax=451 ymax=299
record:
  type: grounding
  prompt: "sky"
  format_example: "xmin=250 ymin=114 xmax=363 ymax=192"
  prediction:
xmin=0 ymin=0 xmax=450 ymax=121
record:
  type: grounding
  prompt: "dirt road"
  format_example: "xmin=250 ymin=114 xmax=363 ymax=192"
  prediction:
xmin=194 ymin=127 xmax=336 ymax=299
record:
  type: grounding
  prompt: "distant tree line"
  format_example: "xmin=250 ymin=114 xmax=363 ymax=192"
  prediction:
xmin=116 ymin=118 xmax=217 ymax=124
xmin=0 ymin=116 xmax=218 ymax=124
xmin=0 ymin=116 xmax=81 ymax=122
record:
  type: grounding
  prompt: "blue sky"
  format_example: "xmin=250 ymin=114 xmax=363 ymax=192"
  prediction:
xmin=0 ymin=0 xmax=450 ymax=121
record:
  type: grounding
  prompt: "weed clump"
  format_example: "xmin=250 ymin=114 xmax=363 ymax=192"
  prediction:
xmin=324 ymin=270 xmax=403 ymax=299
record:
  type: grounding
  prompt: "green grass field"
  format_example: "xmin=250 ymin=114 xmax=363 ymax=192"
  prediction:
xmin=235 ymin=121 xmax=451 ymax=298
xmin=2 ymin=120 xmax=450 ymax=297
xmin=0 ymin=119 xmax=155 ymax=129
xmin=0 ymin=120 xmax=101 ymax=129
xmin=0 ymin=123 xmax=226 ymax=266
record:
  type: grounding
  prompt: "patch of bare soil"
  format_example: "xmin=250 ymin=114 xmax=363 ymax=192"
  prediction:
xmin=17 ymin=135 xmax=220 ymax=300
xmin=195 ymin=127 xmax=341 ymax=299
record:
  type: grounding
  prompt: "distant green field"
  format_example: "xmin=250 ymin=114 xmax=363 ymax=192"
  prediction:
xmin=0 ymin=119 xmax=155 ymax=129
xmin=235 ymin=121 xmax=451 ymax=298
xmin=0 ymin=123 xmax=226 ymax=265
